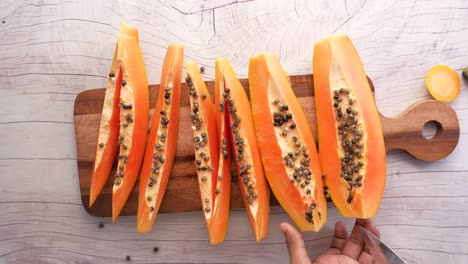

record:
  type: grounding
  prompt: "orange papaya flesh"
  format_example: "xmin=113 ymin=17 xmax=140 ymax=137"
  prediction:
xmin=184 ymin=61 xmax=231 ymax=244
xmin=112 ymin=25 xmax=150 ymax=223
xmin=89 ymin=23 xmax=138 ymax=207
xmin=136 ymin=44 xmax=184 ymax=232
xmin=89 ymin=61 xmax=121 ymax=207
xmin=249 ymin=52 xmax=327 ymax=231
xmin=215 ymin=58 xmax=270 ymax=241
xmin=313 ymin=35 xmax=386 ymax=218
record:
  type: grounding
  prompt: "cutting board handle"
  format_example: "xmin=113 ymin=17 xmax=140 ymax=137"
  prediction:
xmin=381 ymin=100 xmax=459 ymax=161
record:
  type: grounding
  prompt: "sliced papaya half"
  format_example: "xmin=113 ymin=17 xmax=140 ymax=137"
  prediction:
xmin=249 ymin=52 xmax=327 ymax=231
xmin=215 ymin=58 xmax=270 ymax=241
xmin=186 ymin=61 xmax=231 ymax=244
xmin=313 ymin=35 xmax=386 ymax=218
xmin=111 ymin=25 xmax=150 ymax=222
xmin=89 ymin=23 xmax=142 ymax=209
xmin=136 ymin=44 xmax=184 ymax=232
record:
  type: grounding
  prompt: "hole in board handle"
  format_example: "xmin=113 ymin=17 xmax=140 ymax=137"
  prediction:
xmin=423 ymin=120 xmax=442 ymax=140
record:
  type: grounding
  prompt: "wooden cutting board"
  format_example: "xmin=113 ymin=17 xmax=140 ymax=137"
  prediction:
xmin=74 ymin=74 xmax=459 ymax=217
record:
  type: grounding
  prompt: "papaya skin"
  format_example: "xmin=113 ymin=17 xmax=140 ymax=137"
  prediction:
xmin=185 ymin=61 xmax=231 ymax=244
xmin=89 ymin=23 xmax=138 ymax=208
xmin=112 ymin=27 xmax=150 ymax=223
xmin=136 ymin=44 xmax=184 ymax=232
xmin=216 ymin=57 xmax=270 ymax=241
xmin=313 ymin=35 xmax=386 ymax=218
xmin=212 ymin=60 xmax=236 ymax=244
xmin=249 ymin=52 xmax=327 ymax=231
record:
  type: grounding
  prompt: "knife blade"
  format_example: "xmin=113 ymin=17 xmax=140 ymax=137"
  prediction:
xmin=358 ymin=225 xmax=407 ymax=264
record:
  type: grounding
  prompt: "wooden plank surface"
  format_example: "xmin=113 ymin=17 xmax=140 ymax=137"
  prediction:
xmin=74 ymin=75 xmax=459 ymax=217
xmin=1 ymin=0 xmax=468 ymax=263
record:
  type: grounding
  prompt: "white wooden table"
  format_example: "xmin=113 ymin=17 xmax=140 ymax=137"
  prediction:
xmin=1 ymin=0 xmax=467 ymax=263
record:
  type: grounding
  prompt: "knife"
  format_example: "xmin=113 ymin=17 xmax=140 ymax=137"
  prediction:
xmin=358 ymin=225 xmax=407 ymax=264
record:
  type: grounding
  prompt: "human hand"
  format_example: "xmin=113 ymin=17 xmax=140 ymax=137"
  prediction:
xmin=280 ymin=219 xmax=381 ymax=264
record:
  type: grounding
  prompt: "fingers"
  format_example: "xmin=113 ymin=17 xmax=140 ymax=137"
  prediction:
xmin=357 ymin=230 xmax=375 ymax=264
xmin=341 ymin=219 xmax=371 ymax=259
xmin=357 ymin=218 xmax=380 ymax=238
xmin=356 ymin=219 xmax=379 ymax=264
xmin=358 ymin=249 xmax=375 ymax=264
xmin=280 ymin=222 xmax=311 ymax=264
xmin=329 ymin=221 xmax=349 ymax=252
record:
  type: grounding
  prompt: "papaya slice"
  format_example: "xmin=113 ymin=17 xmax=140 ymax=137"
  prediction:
xmin=136 ymin=44 xmax=184 ymax=232
xmin=89 ymin=23 xmax=144 ymax=210
xmin=111 ymin=25 xmax=150 ymax=222
xmin=313 ymin=35 xmax=386 ymax=218
xmin=185 ymin=61 xmax=231 ymax=244
xmin=89 ymin=23 xmax=138 ymax=207
xmin=426 ymin=65 xmax=460 ymax=102
xmin=249 ymin=52 xmax=327 ymax=231
xmin=215 ymin=58 xmax=270 ymax=241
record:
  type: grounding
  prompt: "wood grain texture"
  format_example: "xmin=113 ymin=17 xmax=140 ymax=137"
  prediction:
xmin=381 ymin=100 xmax=460 ymax=161
xmin=75 ymin=75 xmax=459 ymax=217
xmin=1 ymin=0 xmax=468 ymax=263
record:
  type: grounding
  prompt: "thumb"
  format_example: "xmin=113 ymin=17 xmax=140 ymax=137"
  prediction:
xmin=280 ymin=222 xmax=311 ymax=264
